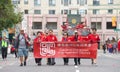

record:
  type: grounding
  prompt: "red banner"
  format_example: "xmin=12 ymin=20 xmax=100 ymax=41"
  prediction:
xmin=34 ymin=42 xmax=98 ymax=58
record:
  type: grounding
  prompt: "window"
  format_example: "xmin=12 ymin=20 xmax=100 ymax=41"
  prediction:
xmin=34 ymin=10 xmax=41 ymax=14
xmin=93 ymin=0 xmax=100 ymax=6
xmin=71 ymin=10 xmax=78 ymax=14
xmin=77 ymin=0 xmax=87 ymax=6
xmin=61 ymin=0 xmax=71 ymax=6
xmin=49 ymin=10 xmax=55 ymax=14
xmin=32 ymin=22 xmax=42 ymax=29
xmin=24 ymin=10 xmax=28 ymax=14
xmin=61 ymin=9 xmax=68 ymax=14
xmin=24 ymin=0 xmax=28 ymax=4
xmin=69 ymin=10 xmax=71 ymax=14
xmin=91 ymin=22 xmax=101 ymax=29
xmin=78 ymin=9 xmax=87 ymax=14
xmin=46 ymin=22 xmax=57 ymax=29
xmin=93 ymin=9 xmax=99 ymax=14
xmin=12 ymin=0 xmax=20 ymax=4
xmin=34 ymin=0 xmax=41 ymax=6
xmin=108 ymin=0 xmax=113 ymax=4
xmin=49 ymin=0 xmax=56 ymax=6
xmin=106 ymin=22 xmax=116 ymax=29
xmin=108 ymin=9 xmax=113 ymax=14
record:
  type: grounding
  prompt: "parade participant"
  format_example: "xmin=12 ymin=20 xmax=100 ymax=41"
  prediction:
xmin=11 ymin=36 xmax=17 ymax=58
xmin=102 ymin=41 xmax=107 ymax=54
xmin=46 ymin=29 xmax=58 ymax=65
xmin=77 ymin=29 xmax=91 ymax=65
xmin=89 ymin=28 xmax=100 ymax=64
xmin=106 ymin=38 xmax=113 ymax=53
xmin=34 ymin=31 xmax=43 ymax=66
xmin=61 ymin=23 xmax=68 ymax=32
xmin=15 ymin=30 xmax=30 ymax=66
xmin=111 ymin=37 xmax=117 ymax=54
xmin=112 ymin=41 xmax=117 ymax=54
xmin=118 ymin=38 xmax=120 ymax=52
xmin=61 ymin=32 xmax=69 ymax=65
xmin=76 ymin=22 xmax=85 ymax=29
xmin=73 ymin=31 xmax=81 ymax=65
xmin=0 ymin=36 xmax=9 ymax=60
xmin=41 ymin=31 xmax=48 ymax=41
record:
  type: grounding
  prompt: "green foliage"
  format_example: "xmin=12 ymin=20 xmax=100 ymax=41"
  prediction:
xmin=0 ymin=0 xmax=22 ymax=31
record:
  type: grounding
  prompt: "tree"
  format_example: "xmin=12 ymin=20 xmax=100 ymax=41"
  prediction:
xmin=0 ymin=0 xmax=22 ymax=31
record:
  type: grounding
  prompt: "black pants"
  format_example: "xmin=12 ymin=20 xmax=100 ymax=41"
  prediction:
xmin=35 ymin=58 xmax=42 ymax=64
xmin=15 ymin=51 xmax=17 ymax=58
xmin=103 ymin=48 xmax=106 ymax=53
xmin=74 ymin=58 xmax=80 ymax=65
xmin=63 ymin=58 xmax=69 ymax=64
xmin=47 ymin=58 xmax=55 ymax=65
xmin=1 ymin=48 xmax=7 ymax=59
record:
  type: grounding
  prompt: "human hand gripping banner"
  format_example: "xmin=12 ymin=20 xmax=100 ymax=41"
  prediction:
xmin=34 ymin=42 xmax=98 ymax=59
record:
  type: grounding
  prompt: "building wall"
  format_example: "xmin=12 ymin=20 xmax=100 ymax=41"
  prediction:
xmin=13 ymin=0 xmax=120 ymax=43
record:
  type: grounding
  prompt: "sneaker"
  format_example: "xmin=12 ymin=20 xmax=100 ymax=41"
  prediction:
xmin=51 ymin=62 xmax=56 ymax=65
xmin=78 ymin=62 xmax=81 ymax=65
xmin=91 ymin=61 xmax=94 ymax=64
xmin=24 ymin=62 xmax=26 ymax=66
xmin=20 ymin=63 xmax=23 ymax=66
xmin=38 ymin=63 xmax=41 ymax=66
xmin=38 ymin=62 xmax=41 ymax=66
xmin=47 ymin=63 xmax=51 ymax=65
xmin=74 ymin=63 xmax=78 ymax=65
xmin=64 ymin=63 xmax=68 ymax=65
xmin=92 ymin=62 xmax=97 ymax=65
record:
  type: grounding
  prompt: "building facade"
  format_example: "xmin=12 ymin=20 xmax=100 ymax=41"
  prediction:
xmin=12 ymin=0 xmax=120 ymax=43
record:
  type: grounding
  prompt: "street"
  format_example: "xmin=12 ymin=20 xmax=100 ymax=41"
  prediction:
xmin=0 ymin=50 xmax=120 ymax=72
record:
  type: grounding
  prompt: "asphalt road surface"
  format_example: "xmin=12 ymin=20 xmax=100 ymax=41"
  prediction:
xmin=0 ymin=50 xmax=120 ymax=72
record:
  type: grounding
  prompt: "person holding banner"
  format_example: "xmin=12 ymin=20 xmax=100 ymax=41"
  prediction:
xmin=46 ymin=29 xmax=58 ymax=65
xmin=34 ymin=31 xmax=43 ymax=66
xmin=62 ymin=32 xmax=69 ymax=65
xmin=89 ymin=28 xmax=100 ymax=64
xmin=118 ymin=38 xmax=120 ymax=52
xmin=73 ymin=31 xmax=81 ymax=65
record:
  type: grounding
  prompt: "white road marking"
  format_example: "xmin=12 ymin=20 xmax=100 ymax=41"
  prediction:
xmin=0 ymin=66 xmax=3 ymax=69
xmin=76 ymin=69 xmax=80 ymax=72
xmin=74 ymin=66 xmax=80 ymax=72
xmin=74 ymin=66 xmax=78 ymax=68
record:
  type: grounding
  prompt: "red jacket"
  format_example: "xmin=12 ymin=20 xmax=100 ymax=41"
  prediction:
xmin=61 ymin=37 xmax=69 ymax=42
xmin=78 ymin=35 xmax=91 ymax=42
xmin=118 ymin=39 xmax=120 ymax=51
xmin=76 ymin=24 xmax=84 ymax=29
xmin=34 ymin=36 xmax=41 ymax=43
xmin=68 ymin=36 xmax=74 ymax=41
xmin=46 ymin=35 xmax=57 ymax=42
xmin=89 ymin=34 xmax=100 ymax=43
xmin=40 ymin=34 xmax=47 ymax=41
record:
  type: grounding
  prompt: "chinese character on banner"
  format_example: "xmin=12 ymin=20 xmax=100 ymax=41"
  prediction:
xmin=28 ymin=16 xmax=33 ymax=27
xmin=112 ymin=16 xmax=117 ymax=27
